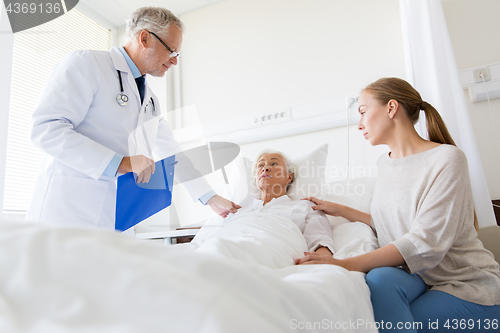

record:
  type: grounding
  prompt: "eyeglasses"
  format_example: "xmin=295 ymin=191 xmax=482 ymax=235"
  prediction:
xmin=147 ymin=31 xmax=180 ymax=59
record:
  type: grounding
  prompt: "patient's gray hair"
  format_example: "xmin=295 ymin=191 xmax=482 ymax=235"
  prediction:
xmin=254 ymin=151 xmax=295 ymax=192
xmin=126 ymin=7 xmax=184 ymax=43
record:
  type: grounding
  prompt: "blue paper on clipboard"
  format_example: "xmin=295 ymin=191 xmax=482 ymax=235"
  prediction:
xmin=115 ymin=155 xmax=177 ymax=232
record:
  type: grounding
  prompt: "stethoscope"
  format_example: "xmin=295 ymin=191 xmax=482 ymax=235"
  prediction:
xmin=116 ymin=70 xmax=156 ymax=116
xmin=116 ymin=70 xmax=129 ymax=106
xmin=115 ymin=70 xmax=158 ymax=160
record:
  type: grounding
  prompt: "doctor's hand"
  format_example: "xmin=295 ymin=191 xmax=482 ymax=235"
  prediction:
xmin=118 ymin=155 xmax=155 ymax=183
xmin=207 ymin=195 xmax=241 ymax=218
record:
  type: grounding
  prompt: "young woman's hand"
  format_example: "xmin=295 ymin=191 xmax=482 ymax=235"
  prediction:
xmin=303 ymin=197 xmax=372 ymax=226
xmin=295 ymin=245 xmax=406 ymax=273
xmin=295 ymin=252 xmax=350 ymax=268
xmin=302 ymin=197 xmax=345 ymax=217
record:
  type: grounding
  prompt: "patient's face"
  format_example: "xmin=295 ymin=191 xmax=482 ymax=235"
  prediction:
xmin=255 ymin=153 xmax=293 ymax=195
xmin=357 ymin=92 xmax=392 ymax=146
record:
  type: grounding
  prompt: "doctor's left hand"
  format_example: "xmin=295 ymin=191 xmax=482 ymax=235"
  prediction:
xmin=118 ymin=155 xmax=155 ymax=183
xmin=207 ymin=195 xmax=241 ymax=218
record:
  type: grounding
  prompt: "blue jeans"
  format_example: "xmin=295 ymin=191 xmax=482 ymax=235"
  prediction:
xmin=365 ymin=267 xmax=500 ymax=332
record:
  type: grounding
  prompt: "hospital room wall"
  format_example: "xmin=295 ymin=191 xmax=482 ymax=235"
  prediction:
xmin=177 ymin=0 xmax=405 ymax=126
xmin=177 ymin=0 xmax=405 ymax=174
xmin=175 ymin=0 xmax=500 ymax=198
xmin=442 ymin=0 xmax=500 ymax=200
xmin=164 ymin=0 xmax=500 ymax=226
xmin=164 ymin=0 xmax=404 ymax=226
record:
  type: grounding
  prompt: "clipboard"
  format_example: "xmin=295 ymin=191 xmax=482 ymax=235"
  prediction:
xmin=115 ymin=155 xmax=177 ymax=232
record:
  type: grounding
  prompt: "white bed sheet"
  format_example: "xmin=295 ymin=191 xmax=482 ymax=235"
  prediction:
xmin=0 ymin=220 xmax=378 ymax=333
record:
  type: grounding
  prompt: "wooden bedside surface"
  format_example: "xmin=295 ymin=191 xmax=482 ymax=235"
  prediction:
xmin=493 ymin=200 xmax=500 ymax=226
xmin=174 ymin=226 xmax=201 ymax=243
xmin=134 ymin=225 xmax=200 ymax=244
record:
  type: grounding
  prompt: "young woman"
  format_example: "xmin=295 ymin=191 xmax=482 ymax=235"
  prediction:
xmin=296 ymin=78 xmax=500 ymax=332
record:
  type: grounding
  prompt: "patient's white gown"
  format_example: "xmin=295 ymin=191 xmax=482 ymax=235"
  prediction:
xmin=191 ymin=195 xmax=334 ymax=269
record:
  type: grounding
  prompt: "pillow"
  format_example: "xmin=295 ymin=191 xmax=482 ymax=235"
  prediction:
xmin=222 ymin=143 xmax=329 ymax=205
xmin=320 ymin=177 xmax=377 ymax=228
xmin=287 ymin=143 xmax=328 ymax=200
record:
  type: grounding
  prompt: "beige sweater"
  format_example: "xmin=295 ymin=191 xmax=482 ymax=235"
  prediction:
xmin=370 ymin=144 xmax=500 ymax=306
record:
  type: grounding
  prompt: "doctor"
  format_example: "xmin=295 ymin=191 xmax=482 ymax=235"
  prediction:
xmin=26 ymin=7 xmax=240 ymax=229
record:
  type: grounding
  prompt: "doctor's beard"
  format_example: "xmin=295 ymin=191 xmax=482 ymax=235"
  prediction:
xmin=143 ymin=49 xmax=168 ymax=78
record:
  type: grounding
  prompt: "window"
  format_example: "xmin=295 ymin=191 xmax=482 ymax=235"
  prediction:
xmin=3 ymin=9 xmax=113 ymax=213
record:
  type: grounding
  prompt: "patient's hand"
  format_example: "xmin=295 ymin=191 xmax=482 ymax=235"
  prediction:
xmin=302 ymin=197 xmax=345 ymax=217
xmin=207 ymin=195 xmax=242 ymax=218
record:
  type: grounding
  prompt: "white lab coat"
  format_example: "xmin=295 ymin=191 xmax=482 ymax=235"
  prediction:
xmin=26 ymin=47 xmax=212 ymax=229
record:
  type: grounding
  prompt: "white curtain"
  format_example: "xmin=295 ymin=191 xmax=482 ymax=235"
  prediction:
xmin=399 ymin=0 xmax=496 ymax=228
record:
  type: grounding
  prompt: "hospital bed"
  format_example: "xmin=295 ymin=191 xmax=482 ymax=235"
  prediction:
xmin=0 ymin=137 xmax=385 ymax=332
xmin=5 ymin=135 xmax=498 ymax=332
xmin=5 ymin=91 xmax=497 ymax=332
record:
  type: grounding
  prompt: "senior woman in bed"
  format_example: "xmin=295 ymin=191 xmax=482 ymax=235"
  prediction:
xmin=192 ymin=151 xmax=334 ymax=266
xmin=249 ymin=152 xmax=334 ymax=256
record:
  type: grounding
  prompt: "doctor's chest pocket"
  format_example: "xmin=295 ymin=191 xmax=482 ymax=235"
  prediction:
xmin=40 ymin=176 xmax=109 ymax=227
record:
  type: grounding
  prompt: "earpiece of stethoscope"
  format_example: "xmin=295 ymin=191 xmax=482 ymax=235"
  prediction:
xmin=116 ymin=70 xmax=129 ymax=106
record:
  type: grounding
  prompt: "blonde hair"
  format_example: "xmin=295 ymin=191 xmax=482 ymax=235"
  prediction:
xmin=362 ymin=77 xmax=456 ymax=146
xmin=363 ymin=77 xmax=479 ymax=230
xmin=126 ymin=7 xmax=183 ymax=43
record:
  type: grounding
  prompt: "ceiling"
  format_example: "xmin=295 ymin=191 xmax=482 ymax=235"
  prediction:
xmin=78 ymin=0 xmax=460 ymax=29
xmin=79 ymin=0 xmax=227 ymax=27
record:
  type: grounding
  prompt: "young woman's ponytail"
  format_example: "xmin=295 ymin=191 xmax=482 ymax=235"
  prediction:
xmin=420 ymin=101 xmax=456 ymax=146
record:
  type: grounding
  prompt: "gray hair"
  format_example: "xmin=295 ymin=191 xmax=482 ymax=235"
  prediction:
xmin=254 ymin=151 xmax=295 ymax=192
xmin=126 ymin=7 xmax=184 ymax=43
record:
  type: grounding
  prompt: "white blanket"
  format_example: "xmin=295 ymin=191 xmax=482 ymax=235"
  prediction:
xmin=191 ymin=212 xmax=308 ymax=269
xmin=0 ymin=221 xmax=378 ymax=333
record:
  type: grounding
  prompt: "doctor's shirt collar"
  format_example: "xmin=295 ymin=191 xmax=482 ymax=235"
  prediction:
xmin=119 ymin=46 xmax=142 ymax=79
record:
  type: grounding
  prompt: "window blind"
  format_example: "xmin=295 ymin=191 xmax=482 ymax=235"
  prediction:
xmin=3 ymin=9 xmax=112 ymax=213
